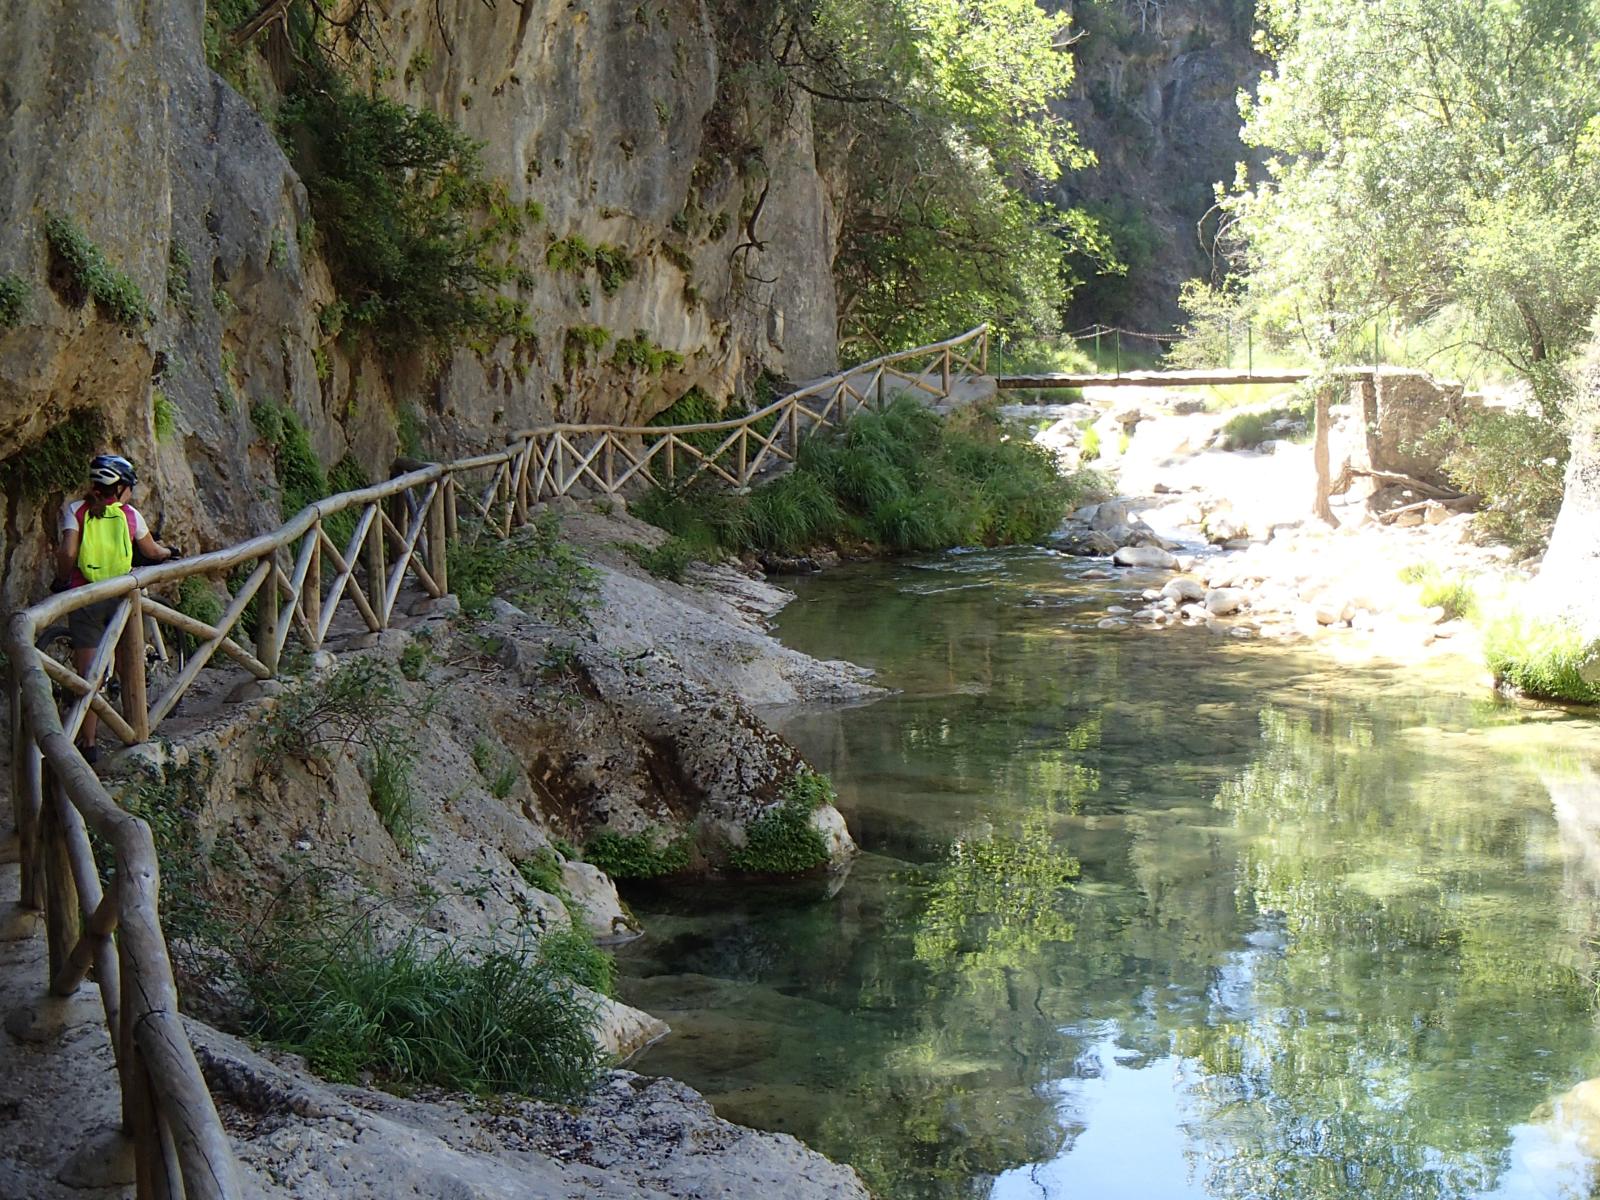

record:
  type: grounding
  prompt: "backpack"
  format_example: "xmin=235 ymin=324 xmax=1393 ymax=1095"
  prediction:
xmin=78 ymin=502 xmax=135 ymax=582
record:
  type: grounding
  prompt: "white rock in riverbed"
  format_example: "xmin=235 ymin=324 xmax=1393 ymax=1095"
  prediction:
xmin=1161 ymin=577 xmax=1207 ymax=604
xmin=1112 ymin=545 xmax=1179 ymax=570
xmin=1205 ymin=588 xmax=1249 ymax=616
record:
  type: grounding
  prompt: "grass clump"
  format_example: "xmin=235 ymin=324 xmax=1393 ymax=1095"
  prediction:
xmin=1483 ymin=613 xmax=1600 ymax=705
xmin=612 ymin=331 xmax=683 ymax=374
xmin=728 ymin=769 xmax=834 ymax=875
xmin=448 ymin=509 xmax=597 ymax=622
xmin=152 ymin=390 xmax=178 ymax=441
xmin=368 ymin=741 xmax=424 ymax=851
xmin=0 ymin=412 xmax=102 ymax=500
xmin=618 ymin=537 xmax=699 ymax=582
xmin=244 ymin=919 xmax=605 ymax=1100
xmin=471 ymin=737 xmax=520 ymax=799
xmin=1399 ymin=563 xmax=1479 ymax=621
xmin=251 ymin=400 xmax=327 ymax=520
xmin=535 ymin=925 xmax=616 ymax=997
xmin=635 ymin=396 xmax=1080 ymax=558
xmin=563 ymin=325 xmax=610 ymax=369
xmin=584 ymin=828 xmax=691 ymax=879
xmin=0 ymin=272 xmax=30 ymax=328
xmin=1218 ymin=397 xmax=1313 ymax=451
xmin=167 ymin=244 xmax=195 ymax=319
xmin=44 ymin=214 xmax=154 ymax=329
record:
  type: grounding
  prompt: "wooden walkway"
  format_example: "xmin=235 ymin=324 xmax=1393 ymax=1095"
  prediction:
xmin=997 ymin=368 xmax=1315 ymax=389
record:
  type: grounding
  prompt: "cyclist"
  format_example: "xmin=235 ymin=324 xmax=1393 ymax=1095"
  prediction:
xmin=52 ymin=454 xmax=178 ymax=761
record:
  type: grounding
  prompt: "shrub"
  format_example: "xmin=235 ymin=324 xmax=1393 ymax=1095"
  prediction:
xmin=611 ymin=331 xmax=683 ymax=374
xmin=563 ymin=325 xmax=610 ymax=370
xmin=447 ymin=509 xmax=597 ymax=622
xmin=244 ymin=921 xmax=605 ymax=1099
xmin=1439 ymin=409 xmax=1568 ymax=554
xmin=729 ymin=769 xmax=834 ymax=874
xmin=1401 ymin=564 xmax=1479 ymax=621
xmin=584 ymin=829 xmax=691 ymax=879
xmin=0 ymin=272 xmax=29 ymax=328
xmin=261 ymin=657 xmax=416 ymax=760
xmin=280 ymin=76 xmax=526 ymax=349
xmin=1483 ymin=613 xmax=1600 ymax=704
xmin=173 ymin=575 xmax=226 ymax=657
xmin=43 ymin=214 xmax=154 ymax=328
xmin=398 ymin=639 xmax=432 ymax=682
xmin=251 ymin=399 xmax=328 ymax=520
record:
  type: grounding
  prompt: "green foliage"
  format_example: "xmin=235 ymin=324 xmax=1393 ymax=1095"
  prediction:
xmin=244 ymin=919 xmax=605 ymax=1099
xmin=323 ymin=454 xmax=370 ymax=551
xmin=1400 ymin=564 xmax=1480 ymax=622
xmin=563 ymin=325 xmax=610 ymax=370
xmin=281 ymin=75 xmax=528 ymax=349
xmin=1483 ymin=613 xmax=1600 ymax=704
xmin=739 ymin=0 xmax=1102 ymax=349
xmin=114 ymin=759 xmax=216 ymax=943
xmin=536 ymin=926 xmax=616 ymax=997
xmin=1438 ymin=409 xmax=1569 ymax=553
xmin=1215 ymin=0 xmax=1600 ymax=399
xmin=396 ymin=404 xmax=425 ymax=458
xmin=1218 ymin=398 xmax=1313 ymax=451
xmin=0 ymin=271 xmax=31 ymax=328
xmin=611 ymin=331 xmax=684 ymax=374
xmin=261 ymin=656 xmax=415 ymax=760
xmin=447 ymin=509 xmax=597 ymax=622
xmin=252 ymin=400 xmax=327 ymax=520
xmin=636 ymin=397 xmax=1082 ymax=557
xmin=0 ymin=412 xmax=102 ymax=500
xmin=619 ymin=537 xmax=700 ymax=582
xmin=174 ymin=575 xmax=225 ymax=656
xmin=152 ymin=390 xmax=178 ymax=441
xmin=516 ymin=848 xmax=567 ymax=896
xmin=368 ymin=741 xmax=424 ymax=851
xmin=546 ymin=234 xmax=596 ymax=273
xmin=398 ymin=639 xmax=432 ymax=682
xmin=43 ymin=214 xmax=153 ymax=329
xmin=592 ymin=245 xmax=634 ymax=297
xmin=471 ymin=737 xmax=520 ymax=799
xmin=1078 ymin=422 xmax=1101 ymax=462
xmin=584 ymin=828 xmax=692 ymax=879
xmin=728 ymin=769 xmax=834 ymax=874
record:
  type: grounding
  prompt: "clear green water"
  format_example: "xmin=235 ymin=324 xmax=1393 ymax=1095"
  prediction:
xmin=616 ymin=548 xmax=1600 ymax=1200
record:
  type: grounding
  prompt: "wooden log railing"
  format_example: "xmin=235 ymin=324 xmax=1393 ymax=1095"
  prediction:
xmin=2 ymin=324 xmax=989 ymax=1199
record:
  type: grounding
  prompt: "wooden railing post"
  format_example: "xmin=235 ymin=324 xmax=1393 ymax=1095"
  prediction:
xmin=364 ymin=509 xmax=387 ymax=629
xmin=303 ymin=525 xmax=322 ymax=640
xmin=444 ymin=475 xmax=459 ymax=540
xmin=428 ymin=484 xmax=449 ymax=596
xmin=119 ymin=590 xmax=149 ymax=743
xmin=12 ymin=670 xmax=44 ymax=910
xmin=737 ymin=428 xmax=748 ymax=486
xmin=40 ymin=775 xmax=78 ymax=982
xmin=941 ymin=346 xmax=951 ymax=396
xmin=665 ymin=435 xmax=676 ymax=483
xmin=257 ymin=551 xmax=281 ymax=672
xmin=980 ymin=327 xmax=989 ymax=373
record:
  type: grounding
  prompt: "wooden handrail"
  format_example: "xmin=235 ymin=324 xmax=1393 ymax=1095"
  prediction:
xmin=3 ymin=324 xmax=989 ymax=1199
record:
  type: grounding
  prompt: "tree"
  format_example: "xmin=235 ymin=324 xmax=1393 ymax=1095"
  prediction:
xmin=1218 ymin=0 xmax=1600 ymax=377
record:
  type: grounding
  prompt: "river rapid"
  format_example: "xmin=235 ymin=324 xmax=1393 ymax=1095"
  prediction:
xmin=616 ymin=547 xmax=1600 ymax=1200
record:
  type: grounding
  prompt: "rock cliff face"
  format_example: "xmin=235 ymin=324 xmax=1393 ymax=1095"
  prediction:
xmin=1050 ymin=0 xmax=1262 ymax=332
xmin=0 ymin=0 xmax=839 ymax=605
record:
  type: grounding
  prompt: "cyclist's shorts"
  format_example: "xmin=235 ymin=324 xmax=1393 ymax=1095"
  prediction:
xmin=67 ymin=598 xmax=119 ymax=651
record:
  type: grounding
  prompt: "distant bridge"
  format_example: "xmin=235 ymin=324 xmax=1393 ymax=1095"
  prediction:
xmin=997 ymin=368 xmax=1316 ymax=389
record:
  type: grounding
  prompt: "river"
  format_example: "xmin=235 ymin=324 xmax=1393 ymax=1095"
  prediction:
xmin=616 ymin=548 xmax=1600 ymax=1200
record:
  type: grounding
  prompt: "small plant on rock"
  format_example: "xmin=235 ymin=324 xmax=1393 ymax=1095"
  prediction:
xmin=729 ymin=768 xmax=834 ymax=875
xmin=0 ymin=272 xmax=30 ymax=328
xmin=447 ymin=509 xmax=597 ymax=623
xmin=584 ymin=828 xmax=692 ymax=879
xmin=44 ymin=214 xmax=154 ymax=329
xmin=471 ymin=737 xmax=520 ymax=799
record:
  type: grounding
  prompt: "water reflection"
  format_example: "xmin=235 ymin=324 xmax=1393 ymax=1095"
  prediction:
xmin=616 ymin=550 xmax=1600 ymax=1199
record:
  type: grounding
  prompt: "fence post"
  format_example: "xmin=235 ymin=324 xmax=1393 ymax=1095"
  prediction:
xmin=444 ymin=475 xmax=459 ymax=540
xmin=980 ymin=328 xmax=989 ymax=374
xmin=1247 ymin=323 xmax=1254 ymax=376
xmin=257 ymin=551 xmax=281 ymax=672
xmin=40 ymin=777 xmax=78 ymax=982
xmin=119 ymin=590 xmax=149 ymax=743
xmin=737 ymin=428 xmax=748 ymax=486
xmin=1116 ymin=329 xmax=1122 ymax=378
xmin=12 ymin=668 xmax=44 ymax=910
xmin=428 ymin=485 xmax=449 ymax=596
xmin=876 ymin=368 xmax=884 ymax=410
xmin=303 ymin=525 xmax=321 ymax=641
xmin=941 ymin=346 xmax=951 ymax=396
xmin=364 ymin=512 xmax=387 ymax=630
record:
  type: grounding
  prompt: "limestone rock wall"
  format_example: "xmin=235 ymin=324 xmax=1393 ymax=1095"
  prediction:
xmin=0 ymin=0 xmax=839 ymax=606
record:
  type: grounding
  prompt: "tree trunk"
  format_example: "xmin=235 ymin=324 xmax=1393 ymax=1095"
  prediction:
xmin=1537 ymin=339 xmax=1600 ymax=641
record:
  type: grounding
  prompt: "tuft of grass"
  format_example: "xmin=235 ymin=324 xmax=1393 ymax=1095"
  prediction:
xmin=584 ymin=828 xmax=691 ymax=879
xmin=399 ymin=639 xmax=432 ymax=682
xmin=153 ymin=390 xmax=178 ymax=441
xmin=1218 ymin=397 xmax=1313 ymax=451
xmin=0 ymin=272 xmax=30 ymax=328
xmin=251 ymin=399 xmax=327 ymax=520
xmin=618 ymin=537 xmax=699 ymax=582
xmin=167 ymin=243 xmax=195 ymax=319
xmin=1483 ymin=613 xmax=1600 ymax=704
xmin=517 ymin=847 xmax=567 ymax=895
xmin=729 ymin=769 xmax=834 ymax=875
xmin=448 ymin=509 xmax=597 ymax=622
xmin=471 ymin=737 xmax=520 ymax=799
xmin=244 ymin=920 xmax=605 ymax=1099
xmin=173 ymin=575 xmax=225 ymax=657
xmin=563 ymin=324 xmax=610 ymax=370
xmin=44 ymin=214 xmax=154 ymax=328
xmin=368 ymin=741 xmax=424 ymax=851
xmin=1399 ymin=563 xmax=1479 ymax=621
xmin=536 ymin=925 xmax=616 ymax=997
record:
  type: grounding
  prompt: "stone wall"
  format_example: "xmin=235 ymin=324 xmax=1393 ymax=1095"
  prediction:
xmin=1328 ymin=369 xmax=1478 ymax=501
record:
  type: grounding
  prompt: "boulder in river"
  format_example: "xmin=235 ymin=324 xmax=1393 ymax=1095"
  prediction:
xmin=1161 ymin=577 xmax=1207 ymax=604
xmin=1112 ymin=546 xmax=1179 ymax=570
xmin=1205 ymin=587 xmax=1249 ymax=616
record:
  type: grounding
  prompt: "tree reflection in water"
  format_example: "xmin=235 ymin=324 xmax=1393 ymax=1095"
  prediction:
xmin=618 ymin=552 xmax=1600 ymax=1200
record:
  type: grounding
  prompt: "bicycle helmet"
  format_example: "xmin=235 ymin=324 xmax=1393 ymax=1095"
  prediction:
xmin=88 ymin=454 xmax=137 ymax=488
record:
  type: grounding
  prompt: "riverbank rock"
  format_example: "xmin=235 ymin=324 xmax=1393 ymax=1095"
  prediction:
xmin=1161 ymin=577 xmax=1207 ymax=604
xmin=188 ymin=1022 xmax=872 ymax=1200
xmin=1113 ymin=545 xmax=1179 ymax=570
xmin=1205 ymin=587 xmax=1249 ymax=616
